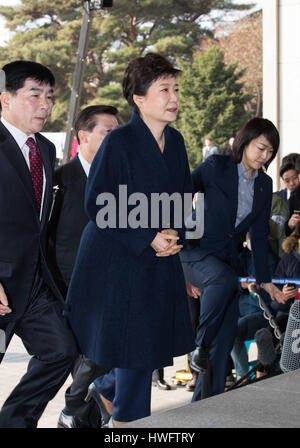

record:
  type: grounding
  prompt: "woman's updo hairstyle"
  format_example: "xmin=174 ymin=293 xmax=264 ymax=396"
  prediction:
xmin=232 ymin=117 xmax=280 ymax=170
xmin=122 ymin=52 xmax=180 ymax=112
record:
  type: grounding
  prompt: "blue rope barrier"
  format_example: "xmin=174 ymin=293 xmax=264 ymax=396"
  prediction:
xmin=238 ymin=277 xmax=300 ymax=286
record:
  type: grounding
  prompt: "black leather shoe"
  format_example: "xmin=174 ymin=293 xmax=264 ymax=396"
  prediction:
xmin=190 ymin=346 xmax=210 ymax=373
xmin=57 ymin=410 xmax=90 ymax=428
xmin=152 ymin=379 xmax=171 ymax=390
xmin=85 ymin=382 xmax=111 ymax=426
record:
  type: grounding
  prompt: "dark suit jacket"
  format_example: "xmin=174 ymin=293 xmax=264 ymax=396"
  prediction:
xmin=0 ymin=121 xmax=63 ymax=323
xmin=289 ymin=184 xmax=300 ymax=214
xmin=180 ymin=155 xmax=273 ymax=284
xmin=47 ymin=154 xmax=89 ymax=296
xmin=66 ymin=112 xmax=195 ymax=369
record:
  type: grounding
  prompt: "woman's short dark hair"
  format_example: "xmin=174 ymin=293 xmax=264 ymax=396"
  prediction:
xmin=232 ymin=117 xmax=280 ymax=170
xmin=122 ymin=52 xmax=180 ymax=110
xmin=1 ymin=60 xmax=55 ymax=94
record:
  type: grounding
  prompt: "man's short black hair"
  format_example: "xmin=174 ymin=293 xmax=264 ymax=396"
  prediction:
xmin=280 ymin=162 xmax=297 ymax=178
xmin=281 ymin=153 xmax=300 ymax=168
xmin=1 ymin=60 xmax=55 ymax=94
xmin=74 ymin=105 xmax=118 ymax=144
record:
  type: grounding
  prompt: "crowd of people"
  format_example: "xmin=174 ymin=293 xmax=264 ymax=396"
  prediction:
xmin=0 ymin=54 xmax=299 ymax=429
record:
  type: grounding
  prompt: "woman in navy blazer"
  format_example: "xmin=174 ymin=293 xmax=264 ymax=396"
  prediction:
xmin=180 ymin=117 xmax=287 ymax=400
xmin=66 ymin=53 xmax=195 ymax=426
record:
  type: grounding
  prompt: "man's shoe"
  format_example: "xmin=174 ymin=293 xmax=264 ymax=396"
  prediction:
xmin=57 ymin=410 xmax=90 ymax=428
xmin=190 ymin=346 xmax=210 ymax=373
xmin=152 ymin=379 xmax=171 ymax=390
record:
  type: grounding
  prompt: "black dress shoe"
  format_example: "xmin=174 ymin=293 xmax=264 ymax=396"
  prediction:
xmin=152 ymin=379 xmax=171 ymax=390
xmin=190 ymin=346 xmax=210 ymax=373
xmin=85 ymin=382 xmax=111 ymax=426
xmin=57 ymin=410 xmax=90 ymax=428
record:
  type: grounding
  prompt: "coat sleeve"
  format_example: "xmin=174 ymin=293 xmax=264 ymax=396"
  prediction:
xmin=249 ymin=178 xmax=273 ymax=284
xmin=191 ymin=156 xmax=215 ymax=193
xmin=177 ymin=143 xmax=195 ymax=243
xmin=84 ymin=132 xmax=157 ymax=258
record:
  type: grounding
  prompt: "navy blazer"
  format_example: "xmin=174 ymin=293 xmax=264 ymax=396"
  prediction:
xmin=0 ymin=121 xmax=64 ymax=323
xmin=180 ymin=155 xmax=273 ymax=284
xmin=66 ymin=112 xmax=195 ymax=369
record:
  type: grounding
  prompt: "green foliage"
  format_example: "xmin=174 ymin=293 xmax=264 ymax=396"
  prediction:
xmin=0 ymin=0 xmax=253 ymax=132
xmin=175 ymin=46 xmax=251 ymax=169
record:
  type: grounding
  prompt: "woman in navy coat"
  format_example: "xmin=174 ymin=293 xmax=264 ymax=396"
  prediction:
xmin=180 ymin=117 xmax=288 ymax=401
xmin=66 ymin=53 xmax=195 ymax=426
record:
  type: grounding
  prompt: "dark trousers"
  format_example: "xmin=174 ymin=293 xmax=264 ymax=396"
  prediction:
xmin=64 ymin=354 xmax=110 ymax=423
xmin=94 ymin=368 xmax=153 ymax=422
xmin=187 ymin=295 xmax=200 ymax=374
xmin=0 ymin=272 xmax=78 ymax=428
xmin=58 ymin=278 xmax=111 ymax=424
xmin=181 ymin=254 xmax=239 ymax=400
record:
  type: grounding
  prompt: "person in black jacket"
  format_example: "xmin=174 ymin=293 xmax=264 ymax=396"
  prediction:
xmin=181 ymin=117 xmax=287 ymax=400
xmin=288 ymin=157 xmax=300 ymax=232
xmin=0 ymin=60 xmax=77 ymax=428
xmin=48 ymin=105 xmax=119 ymax=297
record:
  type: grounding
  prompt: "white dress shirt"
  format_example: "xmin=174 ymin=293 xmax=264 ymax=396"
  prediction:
xmin=1 ymin=117 xmax=46 ymax=220
xmin=78 ymin=150 xmax=91 ymax=177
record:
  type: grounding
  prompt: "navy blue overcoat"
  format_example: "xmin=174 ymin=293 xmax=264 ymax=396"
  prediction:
xmin=66 ymin=112 xmax=195 ymax=369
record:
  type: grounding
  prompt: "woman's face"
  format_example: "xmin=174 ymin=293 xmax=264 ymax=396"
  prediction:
xmin=242 ymin=135 xmax=274 ymax=172
xmin=134 ymin=75 xmax=180 ymax=125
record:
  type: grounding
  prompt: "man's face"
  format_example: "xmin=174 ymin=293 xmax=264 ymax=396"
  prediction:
xmin=83 ymin=113 xmax=119 ymax=159
xmin=1 ymin=78 xmax=54 ymax=135
xmin=281 ymin=169 xmax=299 ymax=193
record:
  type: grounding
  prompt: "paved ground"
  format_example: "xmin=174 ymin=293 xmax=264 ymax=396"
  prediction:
xmin=0 ymin=335 xmax=194 ymax=428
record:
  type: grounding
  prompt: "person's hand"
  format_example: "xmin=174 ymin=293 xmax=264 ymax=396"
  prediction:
xmin=288 ymin=213 xmax=300 ymax=229
xmin=261 ymin=282 xmax=287 ymax=304
xmin=186 ymin=281 xmax=200 ymax=299
xmin=282 ymin=284 xmax=298 ymax=301
xmin=0 ymin=283 xmax=12 ymax=316
xmin=151 ymin=230 xmax=182 ymax=257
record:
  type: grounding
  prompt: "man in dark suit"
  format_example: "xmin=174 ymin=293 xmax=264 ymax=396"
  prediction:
xmin=276 ymin=162 xmax=299 ymax=202
xmin=288 ymin=158 xmax=300 ymax=233
xmin=48 ymin=105 xmax=119 ymax=297
xmin=276 ymin=162 xmax=300 ymax=235
xmin=47 ymin=105 xmax=119 ymax=427
xmin=0 ymin=60 xmax=77 ymax=428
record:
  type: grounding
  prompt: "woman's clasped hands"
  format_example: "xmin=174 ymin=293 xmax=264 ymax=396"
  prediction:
xmin=151 ymin=229 xmax=183 ymax=257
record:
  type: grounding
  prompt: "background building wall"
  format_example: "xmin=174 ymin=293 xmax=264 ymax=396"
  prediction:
xmin=263 ymin=0 xmax=300 ymax=191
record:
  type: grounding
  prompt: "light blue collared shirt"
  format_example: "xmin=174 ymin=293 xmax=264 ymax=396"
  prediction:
xmin=235 ymin=162 xmax=258 ymax=228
